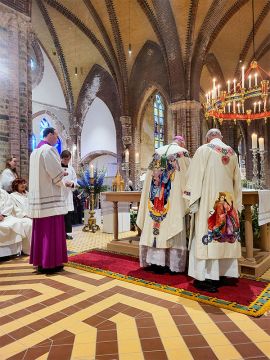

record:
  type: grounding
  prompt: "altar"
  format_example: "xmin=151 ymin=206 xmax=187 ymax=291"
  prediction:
xmin=101 ymin=190 xmax=270 ymax=277
xmin=240 ymin=190 xmax=270 ymax=277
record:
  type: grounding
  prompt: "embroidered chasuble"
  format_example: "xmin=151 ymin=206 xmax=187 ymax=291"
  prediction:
xmin=185 ymin=138 xmax=242 ymax=261
xmin=137 ymin=143 xmax=190 ymax=250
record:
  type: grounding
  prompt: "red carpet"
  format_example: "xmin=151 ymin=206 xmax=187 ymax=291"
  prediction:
xmin=67 ymin=250 xmax=270 ymax=317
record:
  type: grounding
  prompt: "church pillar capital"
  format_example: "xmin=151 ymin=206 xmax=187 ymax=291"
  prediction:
xmin=169 ymin=100 xmax=202 ymax=156
xmin=120 ymin=116 xmax=132 ymax=147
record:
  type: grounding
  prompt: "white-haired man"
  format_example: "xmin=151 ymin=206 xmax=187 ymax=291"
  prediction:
xmin=137 ymin=135 xmax=190 ymax=273
xmin=185 ymin=128 xmax=242 ymax=292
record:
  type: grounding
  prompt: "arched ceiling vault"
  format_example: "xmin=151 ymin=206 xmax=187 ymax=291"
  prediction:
xmin=31 ymin=0 xmax=270 ymax=118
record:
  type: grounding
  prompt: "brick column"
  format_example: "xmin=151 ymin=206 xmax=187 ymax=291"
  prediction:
xmin=0 ymin=4 xmax=31 ymax=176
xmin=170 ymin=100 xmax=201 ymax=155
xmin=0 ymin=11 xmax=10 ymax=168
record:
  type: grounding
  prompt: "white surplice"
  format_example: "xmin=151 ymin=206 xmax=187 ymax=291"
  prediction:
xmin=10 ymin=191 xmax=32 ymax=255
xmin=62 ymin=164 xmax=77 ymax=212
xmin=0 ymin=168 xmax=17 ymax=192
xmin=0 ymin=189 xmax=28 ymax=255
xmin=137 ymin=142 xmax=190 ymax=272
xmin=185 ymin=138 xmax=242 ymax=281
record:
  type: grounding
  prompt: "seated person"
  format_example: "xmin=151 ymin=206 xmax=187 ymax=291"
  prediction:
xmin=10 ymin=179 xmax=32 ymax=255
xmin=0 ymin=188 xmax=30 ymax=257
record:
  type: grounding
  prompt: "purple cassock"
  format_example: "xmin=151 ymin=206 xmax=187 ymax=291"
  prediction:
xmin=29 ymin=140 xmax=68 ymax=269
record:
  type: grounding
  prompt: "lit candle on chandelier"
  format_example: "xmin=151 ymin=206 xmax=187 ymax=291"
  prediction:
xmin=259 ymin=137 xmax=264 ymax=151
xmin=227 ymin=102 xmax=231 ymax=113
xmin=233 ymin=79 xmax=236 ymax=93
xmin=227 ymin=80 xmax=230 ymax=93
xmin=255 ymin=73 xmax=258 ymax=87
xmin=251 ymin=133 xmax=258 ymax=149
xmin=212 ymin=78 xmax=216 ymax=90
xmin=241 ymin=66 xmax=245 ymax=88
xmin=253 ymin=102 xmax=257 ymax=113
xmin=248 ymin=74 xmax=252 ymax=88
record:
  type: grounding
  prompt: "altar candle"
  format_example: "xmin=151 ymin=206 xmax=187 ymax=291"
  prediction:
xmin=251 ymin=133 xmax=258 ymax=149
xmin=258 ymin=101 xmax=261 ymax=112
xmin=217 ymin=84 xmax=220 ymax=97
xmin=237 ymin=103 xmax=240 ymax=113
xmin=259 ymin=137 xmax=264 ymax=151
xmin=255 ymin=73 xmax=258 ymax=87
xmin=227 ymin=80 xmax=230 ymax=93
xmin=248 ymin=74 xmax=251 ymax=88
xmin=135 ymin=152 xmax=139 ymax=163
xmin=241 ymin=66 xmax=245 ymax=88
xmin=125 ymin=149 xmax=129 ymax=163
xmin=233 ymin=79 xmax=236 ymax=93
xmin=90 ymin=164 xmax=94 ymax=178
xmin=228 ymin=102 xmax=231 ymax=113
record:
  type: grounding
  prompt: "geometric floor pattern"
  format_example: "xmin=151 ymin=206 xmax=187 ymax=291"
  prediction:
xmin=0 ymin=228 xmax=270 ymax=359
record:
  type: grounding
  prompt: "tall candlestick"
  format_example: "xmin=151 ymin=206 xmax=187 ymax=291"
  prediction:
xmin=90 ymin=164 xmax=94 ymax=178
xmin=251 ymin=133 xmax=258 ymax=149
xmin=217 ymin=84 xmax=220 ymax=97
xmin=253 ymin=102 xmax=257 ymax=113
xmin=125 ymin=149 xmax=129 ymax=163
xmin=259 ymin=137 xmax=264 ymax=151
xmin=258 ymin=101 xmax=261 ymax=112
xmin=233 ymin=101 xmax=236 ymax=113
xmin=248 ymin=74 xmax=251 ymax=88
xmin=241 ymin=66 xmax=245 ymax=88
xmin=237 ymin=103 xmax=240 ymax=113
xmin=135 ymin=152 xmax=139 ymax=163
xmin=233 ymin=79 xmax=236 ymax=93
xmin=228 ymin=102 xmax=231 ymax=113
xmin=255 ymin=73 xmax=258 ymax=87
xmin=227 ymin=80 xmax=230 ymax=93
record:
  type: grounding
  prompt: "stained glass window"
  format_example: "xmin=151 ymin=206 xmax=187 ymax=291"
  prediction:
xmin=153 ymin=93 xmax=165 ymax=149
xmin=39 ymin=117 xmax=62 ymax=154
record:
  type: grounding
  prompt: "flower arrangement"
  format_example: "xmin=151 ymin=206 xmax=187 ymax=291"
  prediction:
xmin=77 ymin=166 xmax=108 ymax=200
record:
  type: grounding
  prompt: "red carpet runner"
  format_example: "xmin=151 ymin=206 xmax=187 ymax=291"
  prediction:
xmin=67 ymin=250 xmax=270 ymax=317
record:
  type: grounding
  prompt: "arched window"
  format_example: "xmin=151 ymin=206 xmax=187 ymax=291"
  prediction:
xmin=153 ymin=93 xmax=165 ymax=149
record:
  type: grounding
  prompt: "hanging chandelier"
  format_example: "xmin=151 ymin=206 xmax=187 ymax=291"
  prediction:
xmin=204 ymin=61 xmax=270 ymax=125
xmin=203 ymin=0 xmax=270 ymax=125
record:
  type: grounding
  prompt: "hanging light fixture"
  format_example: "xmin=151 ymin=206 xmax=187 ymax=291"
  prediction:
xmin=128 ymin=0 xmax=132 ymax=56
xmin=203 ymin=0 xmax=270 ymax=125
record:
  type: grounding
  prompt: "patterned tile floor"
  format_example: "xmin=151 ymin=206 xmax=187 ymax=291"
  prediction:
xmin=0 ymin=227 xmax=270 ymax=360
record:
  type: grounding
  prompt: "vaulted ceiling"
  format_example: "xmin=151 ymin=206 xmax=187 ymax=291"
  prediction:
xmin=31 ymin=0 xmax=270 ymax=114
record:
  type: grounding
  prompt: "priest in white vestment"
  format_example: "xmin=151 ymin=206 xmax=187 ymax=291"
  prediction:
xmin=185 ymin=129 xmax=242 ymax=293
xmin=10 ymin=179 xmax=32 ymax=255
xmin=137 ymin=136 xmax=190 ymax=273
xmin=0 ymin=189 xmax=29 ymax=256
xmin=28 ymin=127 xmax=73 ymax=274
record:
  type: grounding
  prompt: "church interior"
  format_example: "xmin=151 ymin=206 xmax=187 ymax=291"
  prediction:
xmin=1 ymin=0 xmax=270 ymax=359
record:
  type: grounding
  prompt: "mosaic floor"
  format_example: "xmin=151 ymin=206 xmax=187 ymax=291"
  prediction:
xmin=0 ymin=228 xmax=270 ymax=360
